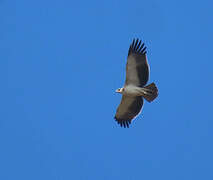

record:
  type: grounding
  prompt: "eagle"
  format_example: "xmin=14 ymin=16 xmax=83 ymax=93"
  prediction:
xmin=114 ymin=38 xmax=158 ymax=128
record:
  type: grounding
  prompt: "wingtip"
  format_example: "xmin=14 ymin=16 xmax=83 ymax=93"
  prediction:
xmin=114 ymin=116 xmax=131 ymax=128
xmin=128 ymin=38 xmax=147 ymax=56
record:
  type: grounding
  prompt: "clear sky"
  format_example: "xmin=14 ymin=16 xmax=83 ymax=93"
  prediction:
xmin=3 ymin=0 xmax=213 ymax=179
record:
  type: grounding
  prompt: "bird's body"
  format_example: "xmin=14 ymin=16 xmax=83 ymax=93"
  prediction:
xmin=119 ymin=85 xmax=149 ymax=97
xmin=114 ymin=38 xmax=158 ymax=128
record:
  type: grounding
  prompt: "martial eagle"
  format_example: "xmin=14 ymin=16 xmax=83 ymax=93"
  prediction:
xmin=114 ymin=38 xmax=158 ymax=128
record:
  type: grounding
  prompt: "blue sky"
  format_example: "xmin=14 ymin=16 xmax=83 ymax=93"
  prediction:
xmin=3 ymin=0 xmax=213 ymax=179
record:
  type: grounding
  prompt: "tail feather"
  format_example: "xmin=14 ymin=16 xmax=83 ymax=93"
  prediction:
xmin=142 ymin=83 xmax=158 ymax=102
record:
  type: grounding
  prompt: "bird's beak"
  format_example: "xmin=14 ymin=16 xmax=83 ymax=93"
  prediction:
xmin=115 ymin=89 xmax=120 ymax=93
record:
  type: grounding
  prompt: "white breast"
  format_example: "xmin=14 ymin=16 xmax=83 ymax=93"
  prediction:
xmin=123 ymin=85 xmax=143 ymax=97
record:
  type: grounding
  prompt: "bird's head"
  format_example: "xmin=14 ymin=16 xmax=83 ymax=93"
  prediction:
xmin=116 ymin=88 xmax=124 ymax=93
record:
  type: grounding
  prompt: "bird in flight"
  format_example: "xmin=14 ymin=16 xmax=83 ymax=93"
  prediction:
xmin=114 ymin=38 xmax=158 ymax=128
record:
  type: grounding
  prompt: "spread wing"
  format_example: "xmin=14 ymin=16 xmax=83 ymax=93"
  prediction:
xmin=114 ymin=96 xmax=143 ymax=128
xmin=125 ymin=39 xmax=149 ymax=87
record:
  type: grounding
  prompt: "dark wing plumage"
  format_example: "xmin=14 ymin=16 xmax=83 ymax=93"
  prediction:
xmin=114 ymin=96 xmax=143 ymax=128
xmin=125 ymin=38 xmax=149 ymax=87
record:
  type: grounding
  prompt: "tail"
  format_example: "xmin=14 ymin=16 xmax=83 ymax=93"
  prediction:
xmin=141 ymin=83 xmax=158 ymax=102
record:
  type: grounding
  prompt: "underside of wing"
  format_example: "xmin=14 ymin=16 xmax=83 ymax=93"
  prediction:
xmin=125 ymin=39 xmax=149 ymax=87
xmin=114 ymin=96 xmax=143 ymax=128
